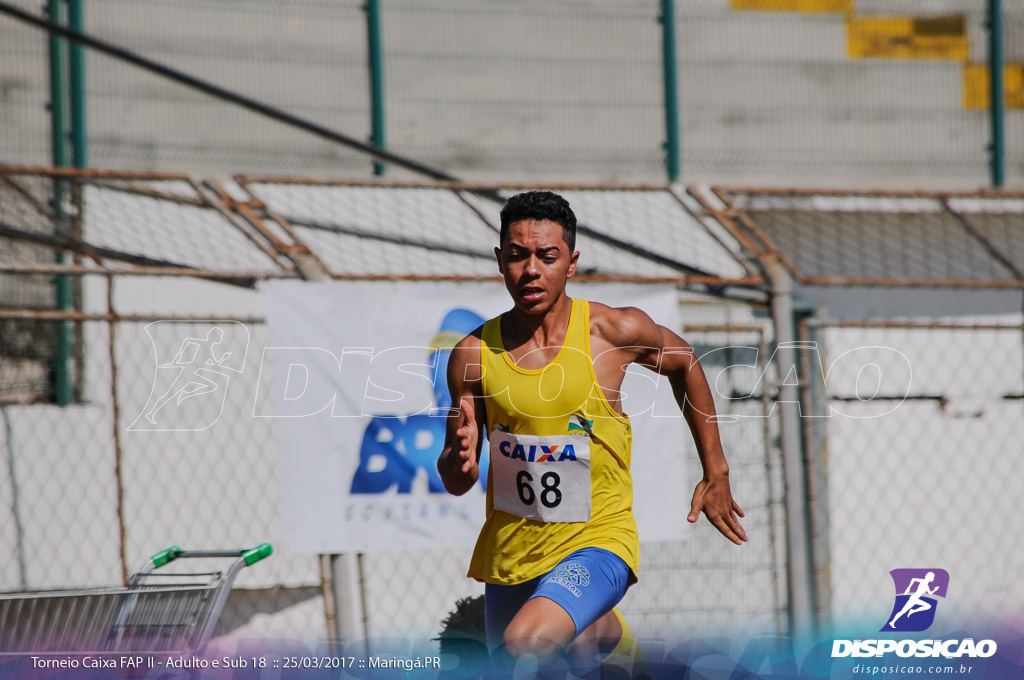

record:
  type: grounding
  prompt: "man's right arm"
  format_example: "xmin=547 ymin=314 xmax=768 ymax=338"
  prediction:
xmin=436 ymin=335 xmax=485 ymax=496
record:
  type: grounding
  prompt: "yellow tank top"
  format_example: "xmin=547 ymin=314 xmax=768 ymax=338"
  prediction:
xmin=467 ymin=298 xmax=639 ymax=584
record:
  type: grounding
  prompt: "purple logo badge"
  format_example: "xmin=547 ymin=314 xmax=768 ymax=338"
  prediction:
xmin=881 ymin=568 xmax=949 ymax=632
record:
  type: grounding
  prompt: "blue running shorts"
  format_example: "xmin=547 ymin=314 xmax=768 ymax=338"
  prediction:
xmin=483 ymin=547 xmax=632 ymax=649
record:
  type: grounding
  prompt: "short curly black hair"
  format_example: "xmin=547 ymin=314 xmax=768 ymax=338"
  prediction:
xmin=499 ymin=191 xmax=577 ymax=252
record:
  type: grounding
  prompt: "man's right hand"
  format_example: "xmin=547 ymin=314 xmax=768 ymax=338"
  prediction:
xmin=454 ymin=398 xmax=479 ymax=474
xmin=438 ymin=397 xmax=480 ymax=495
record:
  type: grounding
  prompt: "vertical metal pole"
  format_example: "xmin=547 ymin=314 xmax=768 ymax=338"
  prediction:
xmin=68 ymin=0 xmax=86 ymax=405
xmin=365 ymin=0 xmax=387 ymax=177
xmin=987 ymin=0 xmax=1005 ymax=188
xmin=660 ymin=0 xmax=681 ymax=183
xmin=47 ymin=0 xmax=73 ymax=405
xmin=331 ymin=553 xmax=369 ymax=655
xmin=767 ymin=258 xmax=815 ymax=645
xmin=758 ymin=332 xmax=784 ymax=635
xmin=319 ymin=555 xmax=340 ymax=653
xmin=47 ymin=0 xmax=69 ymax=170
xmin=798 ymin=315 xmax=830 ymax=626
xmin=68 ymin=0 xmax=87 ymax=168
xmin=107 ymin=276 xmax=129 ymax=585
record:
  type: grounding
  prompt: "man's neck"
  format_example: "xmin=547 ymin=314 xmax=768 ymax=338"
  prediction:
xmin=504 ymin=295 xmax=573 ymax=348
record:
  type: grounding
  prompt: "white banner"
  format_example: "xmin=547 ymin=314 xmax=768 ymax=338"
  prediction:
xmin=262 ymin=280 xmax=690 ymax=553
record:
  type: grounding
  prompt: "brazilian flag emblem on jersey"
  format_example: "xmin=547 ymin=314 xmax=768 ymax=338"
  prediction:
xmin=568 ymin=416 xmax=594 ymax=435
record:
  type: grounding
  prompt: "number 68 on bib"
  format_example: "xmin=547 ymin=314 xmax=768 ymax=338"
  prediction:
xmin=488 ymin=429 xmax=592 ymax=523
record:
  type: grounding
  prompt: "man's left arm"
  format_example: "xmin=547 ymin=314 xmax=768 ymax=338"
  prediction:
xmin=621 ymin=309 xmax=747 ymax=545
xmin=657 ymin=326 xmax=747 ymax=545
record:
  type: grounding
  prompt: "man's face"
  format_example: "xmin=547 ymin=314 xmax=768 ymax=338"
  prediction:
xmin=495 ymin=219 xmax=579 ymax=315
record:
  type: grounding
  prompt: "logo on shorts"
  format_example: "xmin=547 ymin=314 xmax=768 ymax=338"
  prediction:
xmin=556 ymin=563 xmax=591 ymax=587
xmin=548 ymin=562 xmax=590 ymax=598
xmin=882 ymin=568 xmax=949 ymax=632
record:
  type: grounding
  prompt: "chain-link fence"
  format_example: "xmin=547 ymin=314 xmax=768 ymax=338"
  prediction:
xmin=1 ymin=313 xmax=331 ymax=645
xmin=713 ymin=184 xmax=1024 ymax=633
xmin=0 ymin=167 xmax=787 ymax=653
xmin=680 ymin=1 xmax=1023 ymax=186
xmin=813 ymin=319 xmax=1024 ymax=630
xmin=1 ymin=0 xmax=1021 ymax=186
xmin=3 ymin=166 xmax=1024 ymax=657
xmin=632 ymin=309 xmax=788 ymax=638
xmin=0 ymin=306 xmax=789 ymax=649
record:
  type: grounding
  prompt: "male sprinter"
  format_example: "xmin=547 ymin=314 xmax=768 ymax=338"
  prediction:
xmin=437 ymin=191 xmax=746 ymax=673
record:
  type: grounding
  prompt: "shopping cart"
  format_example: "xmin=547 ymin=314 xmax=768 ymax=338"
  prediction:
xmin=0 ymin=543 xmax=272 ymax=654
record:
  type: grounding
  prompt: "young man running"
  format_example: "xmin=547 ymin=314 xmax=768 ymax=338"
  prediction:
xmin=437 ymin=191 xmax=746 ymax=673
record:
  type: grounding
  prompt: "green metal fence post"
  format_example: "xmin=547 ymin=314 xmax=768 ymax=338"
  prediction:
xmin=68 ymin=0 xmax=87 ymax=168
xmin=365 ymin=0 xmax=386 ymax=177
xmin=660 ymin=0 xmax=681 ymax=183
xmin=988 ymin=0 xmax=1004 ymax=188
xmin=67 ymin=0 xmax=87 ymax=404
xmin=46 ymin=0 xmax=68 ymax=170
xmin=47 ymin=0 xmax=73 ymax=405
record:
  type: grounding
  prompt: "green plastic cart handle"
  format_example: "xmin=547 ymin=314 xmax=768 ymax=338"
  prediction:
xmin=150 ymin=546 xmax=182 ymax=568
xmin=242 ymin=543 xmax=273 ymax=566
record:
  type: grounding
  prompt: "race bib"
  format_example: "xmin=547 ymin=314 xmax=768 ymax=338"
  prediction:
xmin=489 ymin=430 xmax=591 ymax=523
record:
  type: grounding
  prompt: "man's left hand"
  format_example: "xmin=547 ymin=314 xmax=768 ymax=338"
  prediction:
xmin=688 ymin=474 xmax=747 ymax=545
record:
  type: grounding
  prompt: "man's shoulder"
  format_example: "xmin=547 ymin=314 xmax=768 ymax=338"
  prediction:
xmin=585 ymin=299 xmax=645 ymax=320
xmin=448 ymin=328 xmax=485 ymax=384
xmin=585 ymin=300 xmax=658 ymax=347
xmin=452 ymin=325 xmax=485 ymax=352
